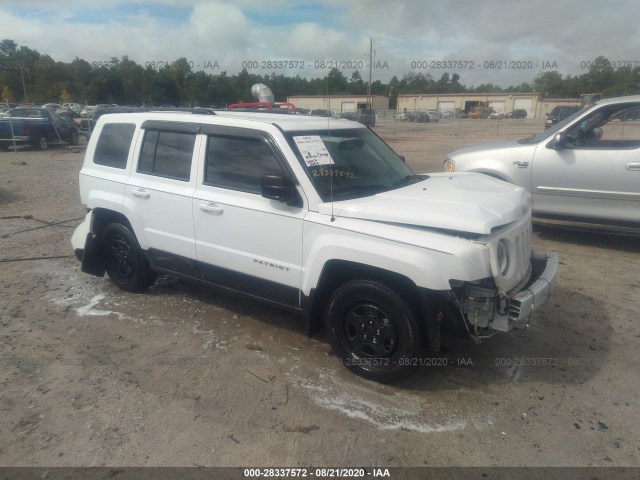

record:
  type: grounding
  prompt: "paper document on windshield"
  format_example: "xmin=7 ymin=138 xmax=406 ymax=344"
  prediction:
xmin=293 ymin=136 xmax=335 ymax=167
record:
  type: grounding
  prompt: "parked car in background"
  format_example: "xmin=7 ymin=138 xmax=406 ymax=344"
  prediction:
xmin=81 ymin=105 xmax=97 ymax=117
xmin=454 ymin=108 xmax=468 ymax=119
xmin=310 ymin=109 xmax=335 ymax=117
xmin=354 ymin=108 xmax=375 ymax=127
xmin=339 ymin=111 xmax=356 ymax=120
xmin=43 ymin=103 xmax=63 ymax=111
xmin=545 ymin=105 xmax=580 ymax=129
xmin=54 ymin=106 xmax=79 ymax=119
xmin=427 ymin=109 xmax=441 ymax=122
xmin=0 ymin=106 xmax=79 ymax=150
xmin=415 ymin=111 xmax=431 ymax=123
xmin=444 ymin=95 xmax=640 ymax=226
xmin=63 ymin=103 xmax=83 ymax=114
xmin=505 ymin=109 xmax=528 ymax=119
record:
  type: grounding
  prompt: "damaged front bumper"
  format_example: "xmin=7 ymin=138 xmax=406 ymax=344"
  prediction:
xmin=457 ymin=251 xmax=559 ymax=333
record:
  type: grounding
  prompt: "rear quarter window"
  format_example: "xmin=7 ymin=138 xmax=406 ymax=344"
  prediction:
xmin=93 ymin=123 xmax=136 ymax=169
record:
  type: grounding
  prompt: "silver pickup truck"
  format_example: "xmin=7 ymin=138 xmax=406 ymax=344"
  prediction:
xmin=444 ymin=95 xmax=640 ymax=226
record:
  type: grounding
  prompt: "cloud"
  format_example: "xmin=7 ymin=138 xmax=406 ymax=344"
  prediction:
xmin=275 ymin=23 xmax=368 ymax=59
xmin=1 ymin=0 xmax=638 ymax=86
xmin=188 ymin=2 xmax=249 ymax=48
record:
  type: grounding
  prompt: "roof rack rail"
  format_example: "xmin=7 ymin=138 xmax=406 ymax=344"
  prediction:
xmin=92 ymin=106 xmax=218 ymax=120
xmin=227 ymin=102 xmax=297 ymax=114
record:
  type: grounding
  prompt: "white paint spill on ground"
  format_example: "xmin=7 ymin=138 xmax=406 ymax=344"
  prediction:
xmin=33 ymin=264 xmax=163 ymax=326
xmin=291 ymin=367 xmax=494 ymax=433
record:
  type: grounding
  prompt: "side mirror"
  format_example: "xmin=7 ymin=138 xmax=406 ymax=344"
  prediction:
xmin=261 ymin=174 xmax=300 ymax=206
xmin=553 ymin=132 xmax=568 ymax=149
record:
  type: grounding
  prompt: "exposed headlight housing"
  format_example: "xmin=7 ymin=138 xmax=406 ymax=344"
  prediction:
xmin=496 ymin=239 xmax=509 ymax=276
xmin=444 ymin=158 xmax=455 ymax=172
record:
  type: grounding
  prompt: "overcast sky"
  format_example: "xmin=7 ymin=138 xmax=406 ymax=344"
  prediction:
xmin=1 ymin=0 xmax=638 ymax=87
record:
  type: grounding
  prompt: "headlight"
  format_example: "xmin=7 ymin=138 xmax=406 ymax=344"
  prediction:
xmin=444 ymin=158 xmax=455 ymax=172
xmin=496 ymin=239 xmax=509 ymax=276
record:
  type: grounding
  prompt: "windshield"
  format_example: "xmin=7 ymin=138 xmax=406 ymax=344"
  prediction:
xmin=517 ymin=108 xmax=586 ymax=144
xmin=285 ymin=128 xmax=422 ymax=201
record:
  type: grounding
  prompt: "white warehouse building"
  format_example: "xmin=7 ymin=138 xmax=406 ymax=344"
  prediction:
xmin=396 ymin=93 xmax=580 ymax=119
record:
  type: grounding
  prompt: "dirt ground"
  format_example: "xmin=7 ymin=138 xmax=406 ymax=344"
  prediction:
xmin=1 ymin=117 xmax=639 ymax=469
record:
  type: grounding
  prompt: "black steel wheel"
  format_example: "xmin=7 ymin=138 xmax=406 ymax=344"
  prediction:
xmin=325 ymin=280 xmax=423 ymax=383
xmin=102 ymin=223 xmax=156 ymax=292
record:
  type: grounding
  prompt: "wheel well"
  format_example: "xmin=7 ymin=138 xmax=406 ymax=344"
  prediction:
xmin=305 ymin=260 xmax=429 ymax=338
xmin=92 ymin=208 xmax=132 ymax=238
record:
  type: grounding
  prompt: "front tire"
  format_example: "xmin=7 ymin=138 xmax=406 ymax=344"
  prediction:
xmin=101 ymin=223 xmax=156 ymax=292
xmin=324 ymin=280 xmax=423 ymax=383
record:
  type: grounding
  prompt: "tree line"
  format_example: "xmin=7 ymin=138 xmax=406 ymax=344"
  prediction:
xmin=1 ymin=39 xmax=639 ymax=108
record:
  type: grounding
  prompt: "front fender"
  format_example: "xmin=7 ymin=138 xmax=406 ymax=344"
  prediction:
xmin=300 ymin=214 xmax=493 ymax=295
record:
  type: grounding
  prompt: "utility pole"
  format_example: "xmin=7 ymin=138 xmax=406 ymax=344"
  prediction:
xmin=367 ymin=37 xmax=373 ymax=109
xmin=19 ymin=62 xmax=28 ymax=102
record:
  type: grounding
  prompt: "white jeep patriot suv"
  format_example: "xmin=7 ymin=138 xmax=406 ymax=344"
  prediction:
xmin=72 ymin=109 xmax=558 ymax=382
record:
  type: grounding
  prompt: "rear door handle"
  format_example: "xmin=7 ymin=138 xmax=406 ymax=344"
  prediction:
xmin=131 ymin=188 xmax=150 ymax=199
xmin=199 ymin=203 xmax=224 ymax=215
xmin=513 ymin=160 xmax=529 ymax=168
xmin=626 ymin=162 xmax=640 ymax=171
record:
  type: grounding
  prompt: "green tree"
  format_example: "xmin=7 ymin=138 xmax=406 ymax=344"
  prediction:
xmin=533 ymin=71 xmax=563 ymax=97
xmin=60 ymin=88 xmax=73 ymax=104
xmin=2 ymin=85 xmax=15 ymax=103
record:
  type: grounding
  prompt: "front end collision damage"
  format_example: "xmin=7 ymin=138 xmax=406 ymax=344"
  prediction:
xmin=450 ymin=251 xmax=558 ymax=336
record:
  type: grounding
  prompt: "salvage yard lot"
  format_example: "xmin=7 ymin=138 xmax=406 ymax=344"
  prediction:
xmin=1 ymin=118 xmax=639 ymax=467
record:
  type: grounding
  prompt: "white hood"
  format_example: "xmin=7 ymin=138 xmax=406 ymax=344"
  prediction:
xmin=318 ymin=172 xmax=530 ymax=235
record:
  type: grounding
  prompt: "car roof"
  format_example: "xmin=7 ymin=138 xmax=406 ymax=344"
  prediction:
xmin=99 ymin=110 xmax=366 ymax=132
xmin=594 ymin=95 xmax=640 ymax=107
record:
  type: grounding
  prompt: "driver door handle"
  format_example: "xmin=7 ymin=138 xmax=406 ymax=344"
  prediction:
xmin=513 ymin=160 xmax=529 ymax=168
xmin=199 ymin=203 xmax=224 ymax=215
xmin=626 ymin=162 xmax=640 ymax=171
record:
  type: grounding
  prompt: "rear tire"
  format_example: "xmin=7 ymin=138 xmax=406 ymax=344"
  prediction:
xmin=324 ymin=280 xmax=423 ymax=383
xmin=38 ymin=135 xmax=48 ymax=151
xmin=101 ymin=223 xmax=156 ymax=292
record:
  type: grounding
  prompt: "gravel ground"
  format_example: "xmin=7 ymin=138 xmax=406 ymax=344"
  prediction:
xmin=1 ymin=118 xmax=639 ymax=468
